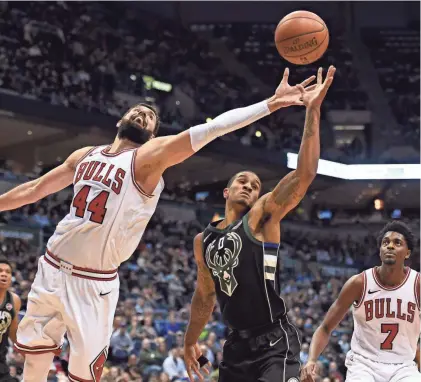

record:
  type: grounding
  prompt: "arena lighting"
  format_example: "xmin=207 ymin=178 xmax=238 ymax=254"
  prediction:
xmin=142 ymin=75 xmax=172 ymax=92
xmin=286 ymin=153 xmax=421 ymax=180
xmin=374 ymin=199 xmax=384 ymax=210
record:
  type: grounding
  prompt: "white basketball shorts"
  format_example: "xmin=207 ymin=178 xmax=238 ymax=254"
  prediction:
xmin=345 ymin=351 xmax=421 ymax=382
xmin=14 ymin=253 xmax=119 ymax=381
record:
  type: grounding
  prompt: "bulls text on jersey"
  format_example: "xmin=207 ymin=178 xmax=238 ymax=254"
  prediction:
xmin=74 ymin=160 xmax=126 ymax=195
xmin=364 ymin=298 xmax=416 ymax=323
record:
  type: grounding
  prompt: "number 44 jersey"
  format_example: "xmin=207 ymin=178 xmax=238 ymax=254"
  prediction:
xmin=47 ymin=145 xmax=164 ymax=270
xmin=350 ymin=267 xmax=420 ymax=363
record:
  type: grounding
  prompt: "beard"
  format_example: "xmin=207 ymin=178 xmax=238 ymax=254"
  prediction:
xmin=382 ymin=256 xmax=397 ymax=265
xmin=117 ymin=121 xmax=153 ymax=145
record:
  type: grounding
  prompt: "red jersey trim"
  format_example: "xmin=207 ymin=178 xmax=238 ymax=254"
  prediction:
xmin=372 ymin=267 xmax=411 ymax=291
xmin=354 ymin=271 xmax=367 ymax=308
xmin=75 ymin=146 xmax=97 ymax=168
xmin=100 ymin=145 xmax=135 ymax=157
xmin=414 ymin=272 xmax=420 ymax=310
xmin=131 ymin=149 xmax=154 ymax=198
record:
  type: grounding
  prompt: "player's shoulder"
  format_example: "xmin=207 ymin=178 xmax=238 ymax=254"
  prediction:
xmin=341 ymin=272 xmax=365 ymax=295
xmin=10 ymin=291 xmax=21 ymax=311
xmin=135 ymin=136 xmax=170 ymax=156
xmin=412 ymin=269 xmax=420 ymax=284
xmin=66 ymin=146 xmax=96 ymax=168
xmin=194 ymin=232 xmax=204 ymax=247
xmin=348 ymin=272 xmax=365 ymax=287
xmin=193 ymin=232 xmax=205 ymax=260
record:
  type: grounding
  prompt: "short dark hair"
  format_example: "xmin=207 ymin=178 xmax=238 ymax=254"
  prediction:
xmin=226 ymin=171 xmax=260 ymax=188
xmin=123 ymin=103 xmax=161 ymax=136
xmin=377 ymin=220 xmax=415 ymax=252
xmin=0 ymin=256 xmax=12 ymax=270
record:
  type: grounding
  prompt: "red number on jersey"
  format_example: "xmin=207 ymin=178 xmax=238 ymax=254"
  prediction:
xmin=72 ymin=186 xmax=109 ymax=224
xmin=380 ymin=323 xmax=399 ymax=350
xmin=72 ymin=185 xmax=90 ymax=218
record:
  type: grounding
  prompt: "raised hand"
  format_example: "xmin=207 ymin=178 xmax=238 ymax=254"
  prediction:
xmin=297 ymin=65 xmax=336 ymax=109
xmin=272 ymin=68 xmax=316 ymax=108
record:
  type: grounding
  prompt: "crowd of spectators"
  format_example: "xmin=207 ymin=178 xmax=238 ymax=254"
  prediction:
xmin=0 ymin=2 xmax=418 ymax=158
xmin=1 ymin=180 xmax=419 ymax=381
xmin=362 ymin=27 xmax=420 ymax=149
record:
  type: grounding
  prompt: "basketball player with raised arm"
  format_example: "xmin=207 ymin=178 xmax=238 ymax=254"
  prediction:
xmin=0 ymin=69 xmax=316 ymax=382
xmin=301 ymin=220 xmax=421 ymax=382
xmin=183 ymin=66 xmax=336 ymax=382
xmin=0 ymin=257 xmax=21 ymax=382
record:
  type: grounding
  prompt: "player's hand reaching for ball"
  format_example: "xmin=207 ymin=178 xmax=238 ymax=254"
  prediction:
xmin=184 ymin=343 xmax=211 ymax=382
xmin=268 ymin=68 xmax=316 ymax=110
xmin=300 ymin=360 xmax=318 ymax=382
xmin=296 ymin=65 xmax=336 ymax=109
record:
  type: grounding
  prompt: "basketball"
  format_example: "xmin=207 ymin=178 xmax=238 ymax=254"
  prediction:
xmin=275 ymin=10 xmax=329 ymax=65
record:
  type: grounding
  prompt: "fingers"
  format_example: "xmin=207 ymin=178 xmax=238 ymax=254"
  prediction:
xmin=281 ymin=67 xmax=290 ymax=84
xmin=296 ymin=84 xmax=305 ymax=95
xmin=317 ymin=67 xmax=323 ymax=85
xmin=304 ymin=84 xmax=317 ymax=92
xmin=323 ymin=65 xmax=336 ymax=89
xmin=190 ymin=361 xmax=204 ymax=381
xmin=187 ymin=367 xmax=195 ymax=382
xmin=300 ymin=75 xmax=316 ymax=88
xmin=202 ymin=364 xmax=211 ymax=375
xmin=300 ymin=365 xmax=317 ymax=382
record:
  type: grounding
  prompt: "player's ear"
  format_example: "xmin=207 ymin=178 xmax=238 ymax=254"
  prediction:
xmin=223 ymin=188 xmax=229 ymax=200
xmin=405 ymin=250 xmax=411 ymax=259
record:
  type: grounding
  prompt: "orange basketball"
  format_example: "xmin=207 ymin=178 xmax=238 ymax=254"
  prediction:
xmin=275 ymin=10 xmax=329 ymax=65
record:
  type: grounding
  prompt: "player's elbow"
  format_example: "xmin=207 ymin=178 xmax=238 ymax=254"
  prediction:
xmin=296 ymin=168 xmax=317 ymax=184
xmin=320 ymin=323 xmax=333 ymax=336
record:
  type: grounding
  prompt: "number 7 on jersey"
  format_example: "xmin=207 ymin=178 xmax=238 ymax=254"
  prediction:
xmin=380 ymin=323 xmax=399 ymax=350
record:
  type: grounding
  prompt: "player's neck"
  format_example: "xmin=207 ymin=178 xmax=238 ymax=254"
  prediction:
xmin=109 ymin=137 xmax=139 ymax=153
xmin=0 ymin=288 xmax=7 ymax=304
xmin=377 ymin=265 xmax=408 ymax=287
xmin=222 ymin=205 xmax=244 ymax=227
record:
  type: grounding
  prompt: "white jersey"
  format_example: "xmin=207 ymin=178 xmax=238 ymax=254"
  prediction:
xmin=47 ymin=145 xmax=164 ymax=270
xmin=350 ymin=267 xmax=420 ymax=363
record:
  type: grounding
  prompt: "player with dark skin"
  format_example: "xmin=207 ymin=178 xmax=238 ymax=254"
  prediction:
xmin=0 ymin=259 xmax=21 ymax=382
xmin=183 ymin=65 xmax=336 ymax=381
xmin=301 ymin=223 xmax=421 ymax=382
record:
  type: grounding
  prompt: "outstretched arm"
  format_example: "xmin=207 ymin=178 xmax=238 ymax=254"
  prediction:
xmin=144 ymin=71 xmax=316 ymax=171
xmin=0 ymin=146 xmax=93 ymax=212
xmin=134 ymin=71 xmax=316 ymax=193
xmin=300 ymin=273 xmax=364 ymax=382
xmin=257 ymin=66 xmax=336 ymax=222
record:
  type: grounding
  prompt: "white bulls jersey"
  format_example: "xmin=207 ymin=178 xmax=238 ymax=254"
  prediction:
xmin=47 ymin=145 xmax=164 ymax=270
xmin=350 ymin=267 xmax=420 ymax=363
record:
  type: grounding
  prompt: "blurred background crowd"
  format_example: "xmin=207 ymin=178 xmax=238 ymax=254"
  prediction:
xmin=0 ymin=1 xmax=419 ymax=382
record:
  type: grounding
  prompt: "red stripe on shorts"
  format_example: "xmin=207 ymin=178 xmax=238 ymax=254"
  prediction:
xmin=14 ymin=342 xmax=62 ymax=355
xmin=68 ymin=372 xmax=94 ymax=382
